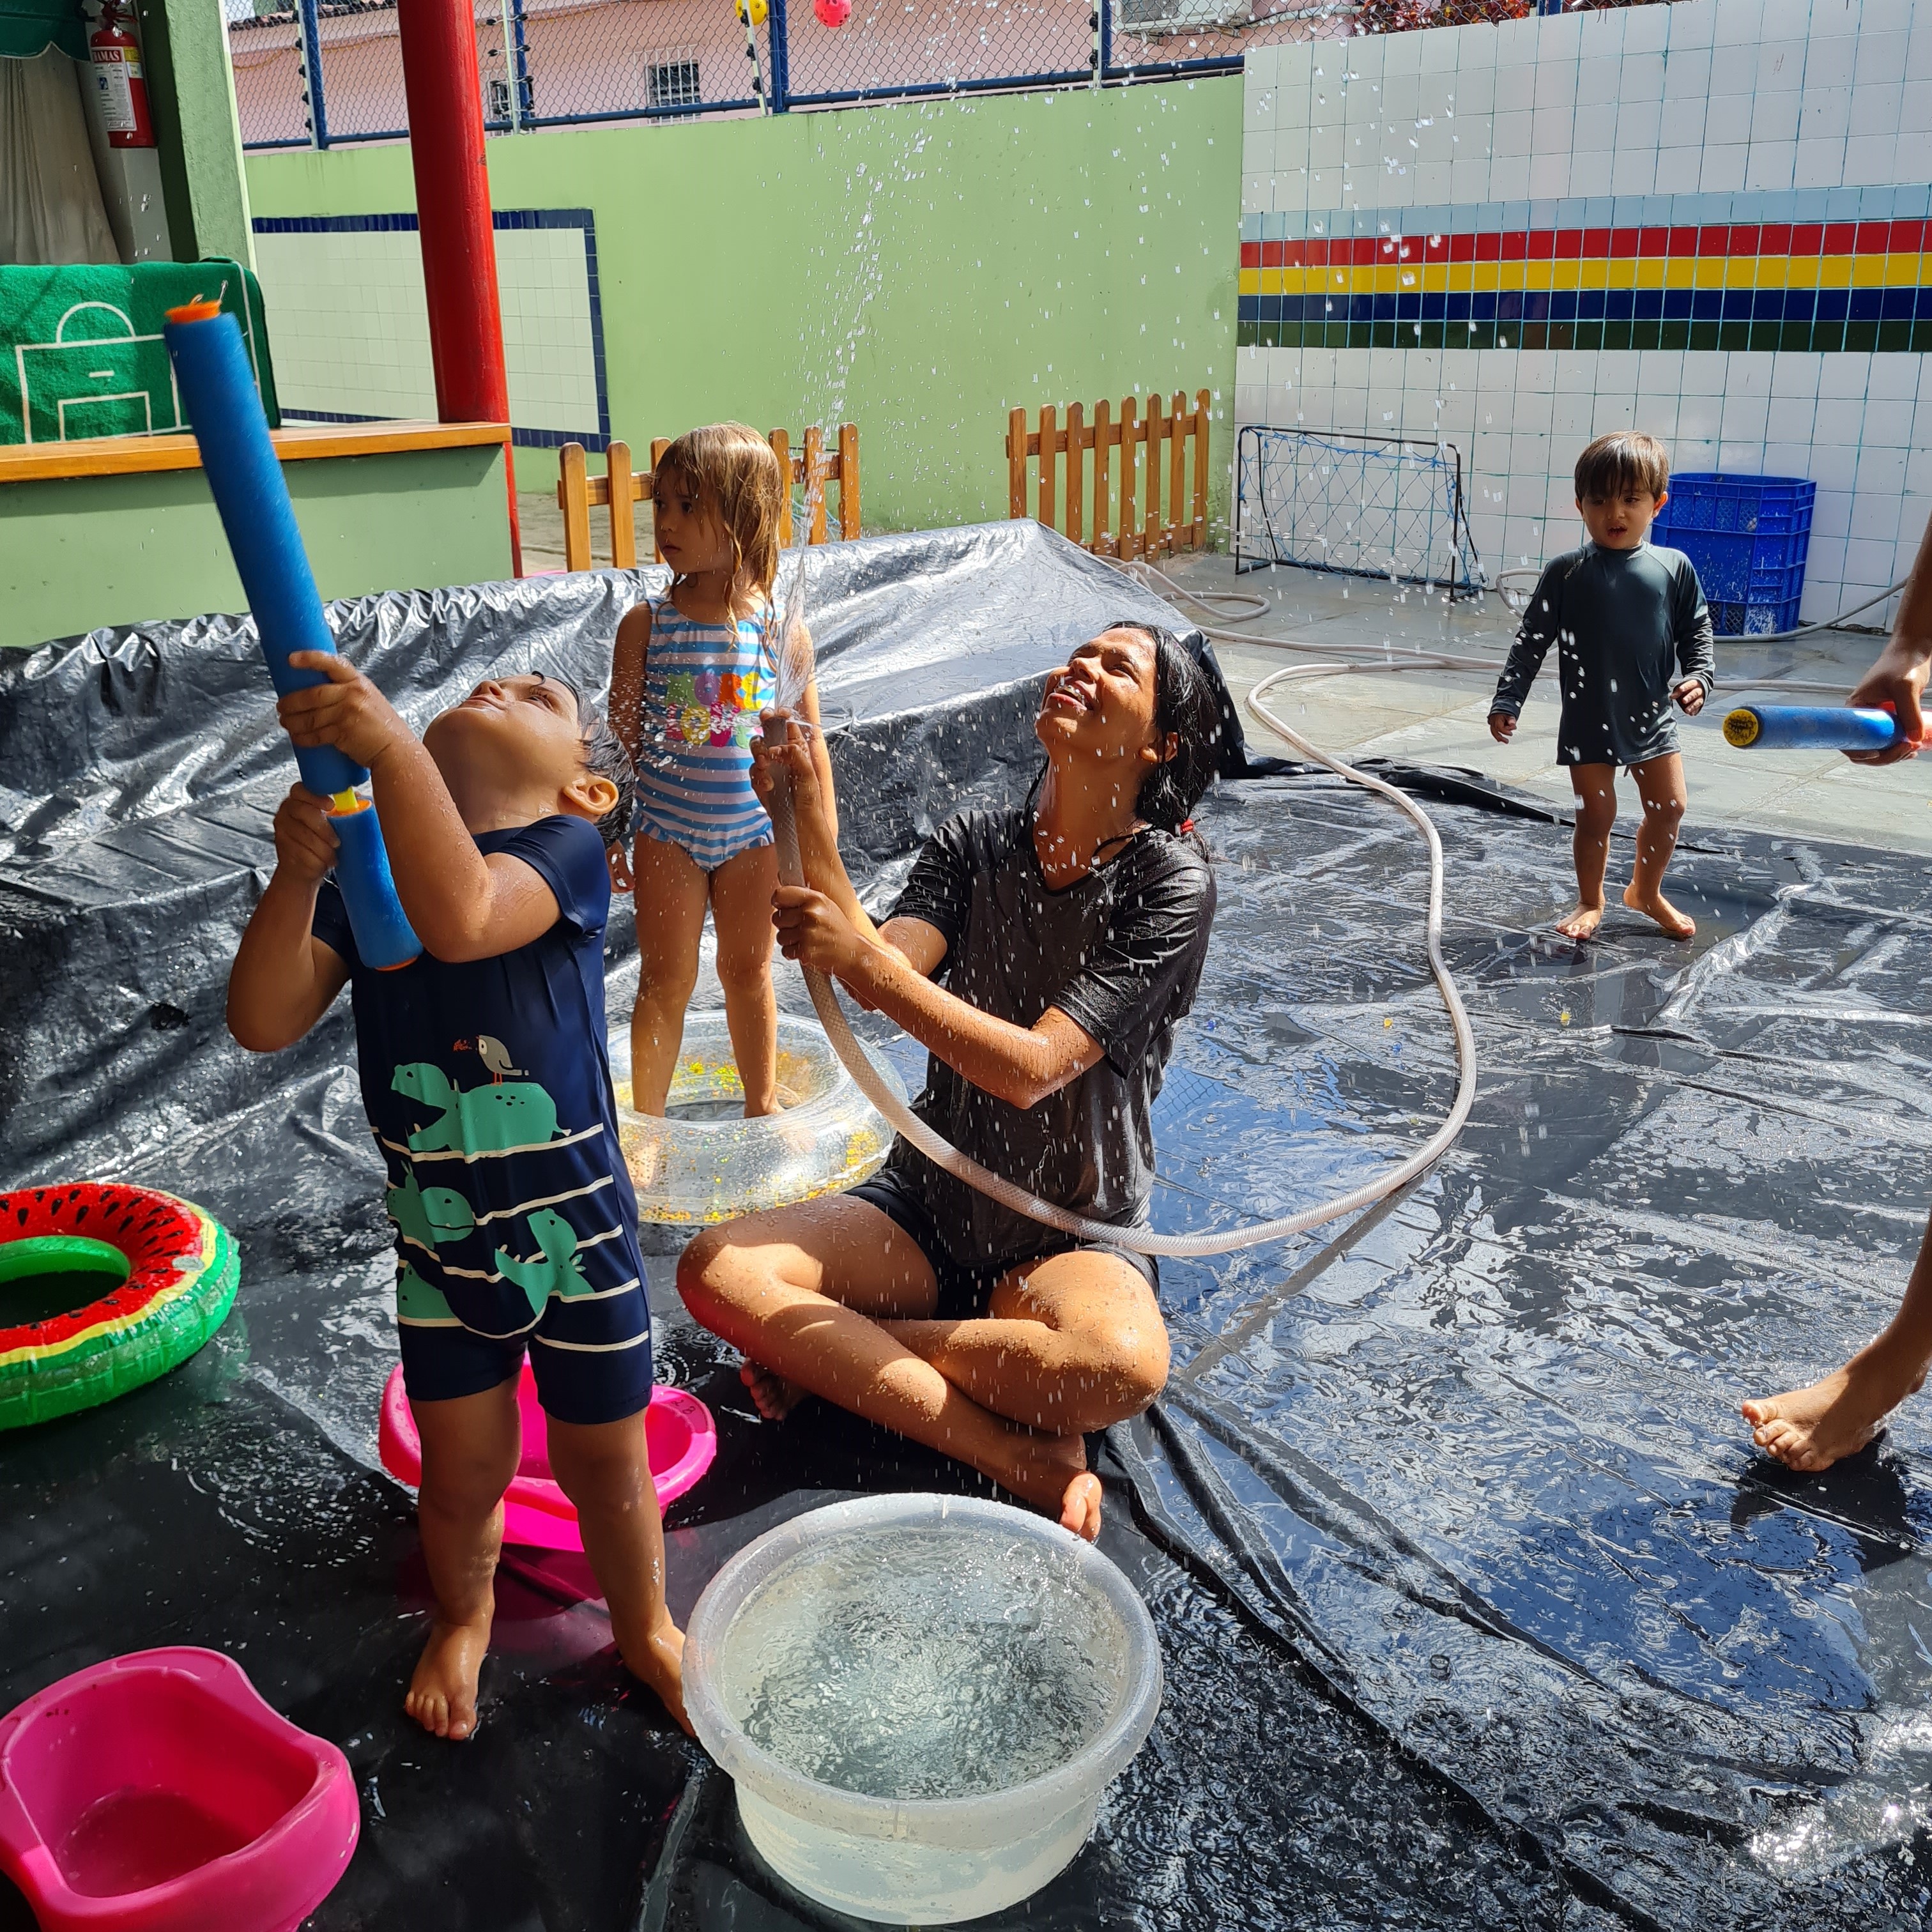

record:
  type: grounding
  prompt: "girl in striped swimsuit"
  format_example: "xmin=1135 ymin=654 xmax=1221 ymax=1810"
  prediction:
xmin=610 ymin=423 xmax=836 ymax=1116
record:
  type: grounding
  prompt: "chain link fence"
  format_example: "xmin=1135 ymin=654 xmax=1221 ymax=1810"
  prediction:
xmin=229 ymin=0 xmax=1351 ymax=147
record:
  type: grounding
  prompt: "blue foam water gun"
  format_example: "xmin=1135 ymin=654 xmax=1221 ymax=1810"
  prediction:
xmin=163 ymin=300 xmax=420 ymax=970
xmin=1722 ymin=703 xmax=1907 ymax=754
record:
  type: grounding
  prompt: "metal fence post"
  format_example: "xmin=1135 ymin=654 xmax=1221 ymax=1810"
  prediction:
xmin=1096 ymin=0 xmax=1110 ymax=87
xmin=506 ymin=0 xmax=533 ymax=125
xmin=769 ymin=0 xmax=790 ymax=112
xmin=295 ymin=0 xmax=329 ymax=148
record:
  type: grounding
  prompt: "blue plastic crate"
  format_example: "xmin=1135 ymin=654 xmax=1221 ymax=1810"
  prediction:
xmin=1650 ymin=472 xmax=1814 ymax=637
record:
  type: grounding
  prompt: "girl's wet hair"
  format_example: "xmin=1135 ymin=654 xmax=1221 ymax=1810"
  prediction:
xmin=652 ymin=423 xmax=785 ymax=604
xmin=1110 ymin=622 xmax=1224 ymax=836
xmin=548 ymin=674 xmax=636 ymax=850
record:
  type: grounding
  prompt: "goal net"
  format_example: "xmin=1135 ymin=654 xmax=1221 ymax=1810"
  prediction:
xmin=1234 ymin=427 xmax=1482 ymax=596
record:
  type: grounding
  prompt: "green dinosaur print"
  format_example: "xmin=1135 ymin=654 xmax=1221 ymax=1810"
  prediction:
xmin=493 ymin=1208 xmax=591 ymax=1317
xmin=395 ymin=1262 xmax=458 ymax=1326
xmin=385 ymin=1169 xmax=477 ymax=1252
xmin=392 ymin=1063 xmax=559 ymax=1154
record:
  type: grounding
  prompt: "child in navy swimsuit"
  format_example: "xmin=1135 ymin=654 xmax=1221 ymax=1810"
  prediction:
xmin=227 ymin=658 xmax=688 ymax=1744
xmin=610 ymin=424 xmax=839 ymax=1118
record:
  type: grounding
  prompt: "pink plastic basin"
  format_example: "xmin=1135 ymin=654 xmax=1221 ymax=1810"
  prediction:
xmin=0 ymin=1648 xmax=358 ymax=1932
xmin=378 ymin=1363 xmax=717 ymax=1551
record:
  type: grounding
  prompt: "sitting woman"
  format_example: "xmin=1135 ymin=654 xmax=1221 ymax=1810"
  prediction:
xmin=677 ymin=623 xmax=1222 ymax=1540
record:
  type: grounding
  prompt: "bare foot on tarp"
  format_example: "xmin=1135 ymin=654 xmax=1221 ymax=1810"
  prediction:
xmin=1555 ymin=901 xmax=1605 ymax=940
xmin=624 ymin=1613 xmax=693 ymax=1737
xmin=404 ymin=1614 xmax=491 ymax=1740
xmin=740 ymin=1359 xmax=809 ymax=1421
xmin=1623 ymin=884 xmax=1696 ymax=940
xmin=1743 ymin=1348 xmax=1929 ymax=1472
xmin=1001 ymin=1430 xmax=1103 ymax=1542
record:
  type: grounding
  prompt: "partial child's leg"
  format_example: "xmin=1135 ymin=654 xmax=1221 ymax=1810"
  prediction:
xmin=406 ymin=1377 xmax=521 ymax=1740
xmin=545 ymin=1409 xmax=689 ymax=1733
xmin=679 ymin=1199 xmax=1105 ymax=1538
xmin=1622 ymin=750 xmax=1694 ymax=939
xmin=629 ymin=834 xmax=710 ymax=1114
xmin=1559 ymin=762 xmax=1618 ymax=939
xmin=1743 ymin=1206 xmax=1932 ymax=1470
xmin=710 ymin=841 xmax=780 ymax=1116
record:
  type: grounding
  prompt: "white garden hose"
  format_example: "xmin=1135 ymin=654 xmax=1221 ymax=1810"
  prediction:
xmin=766 ymin=671 xmax=1479 ymax=1259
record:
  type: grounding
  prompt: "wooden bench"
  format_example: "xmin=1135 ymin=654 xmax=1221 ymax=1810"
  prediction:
xmin=555 ymin=425 xmax=859 ymax=572
xmin=1006 ymin=390 xmax=1211 ymax=563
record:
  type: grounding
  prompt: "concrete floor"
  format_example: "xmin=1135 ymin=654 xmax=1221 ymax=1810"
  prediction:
xmin=1154 ymin=550 xmax=1931 ymax=859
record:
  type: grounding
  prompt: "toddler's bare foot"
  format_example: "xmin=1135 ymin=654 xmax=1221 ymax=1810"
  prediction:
xmin=405 ymin=1613 xmax=491 ymax=1740
xmin=625 ymin=1613 xmax=692 ymax=1736
xmin=1622 ymin=884 xmax=1695 ymax=939
xmin=740 ymin=1358 xmax=808 ymax=1420
xmin=1002 ymin=1431 xmax=1103 ymax=1542
xmin=1743 ymin=1346 xmax=1930 ymax=1472
xmin=1554 ymin=901 xmax=1604 ymax=940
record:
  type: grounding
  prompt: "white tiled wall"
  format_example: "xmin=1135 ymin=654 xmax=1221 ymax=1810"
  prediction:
xmin=1238 ymin=0 xmax=1932 ymax=622
xmin=255 ymin=219 xmax=602 ymax=445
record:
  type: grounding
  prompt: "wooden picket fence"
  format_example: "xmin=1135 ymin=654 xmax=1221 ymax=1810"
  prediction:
xmin=555 ymin=424 xmax=859 ymax=572
xmin=1006 ymin=389 xmax=1211 ymax=562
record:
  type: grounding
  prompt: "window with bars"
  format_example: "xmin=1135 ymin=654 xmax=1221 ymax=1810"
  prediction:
xmin=645 ymin=59 xmax=700 ymax=110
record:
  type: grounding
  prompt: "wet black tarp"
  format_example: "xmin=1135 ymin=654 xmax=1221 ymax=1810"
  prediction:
xmin=3 ymin=522 xmax=1929 ymax=1930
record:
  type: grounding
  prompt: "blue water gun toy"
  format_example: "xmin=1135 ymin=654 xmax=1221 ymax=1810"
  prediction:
xmin=164 ymin=300 xmax=420 ymax=970
xmin=1722 ymin=703 xmax=1909 ymax=755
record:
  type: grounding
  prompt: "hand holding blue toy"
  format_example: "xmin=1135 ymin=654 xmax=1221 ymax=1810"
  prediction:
xmin=162 ymin=300 xmax=420 ymax=970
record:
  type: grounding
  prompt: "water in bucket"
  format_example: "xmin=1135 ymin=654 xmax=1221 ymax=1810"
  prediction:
xmin=725 ymin=1523 xmax=1129 ymax=1801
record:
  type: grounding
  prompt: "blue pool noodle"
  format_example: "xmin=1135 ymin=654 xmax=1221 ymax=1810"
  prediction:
xmin=164 ymin=307 xmax=420 ymax=970
xmin=1723 ymin=704 xmax=1903 ymax=753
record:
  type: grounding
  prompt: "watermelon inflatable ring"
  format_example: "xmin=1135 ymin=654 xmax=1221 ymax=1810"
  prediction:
xmin=0 ymin=1184 xmax=239 ymax=1430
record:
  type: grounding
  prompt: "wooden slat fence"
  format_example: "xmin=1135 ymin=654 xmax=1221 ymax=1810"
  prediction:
xmin=1006 ymin=389 xmax=1211 ymax=562
xmin=555 ymin=424 xmax=859 ymax=572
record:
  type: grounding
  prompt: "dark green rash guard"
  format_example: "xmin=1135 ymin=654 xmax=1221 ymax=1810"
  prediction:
xmin=1491 ymin=542 xmax=1717 ymax=768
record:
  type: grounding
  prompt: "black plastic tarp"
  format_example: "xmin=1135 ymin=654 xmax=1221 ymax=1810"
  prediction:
xmin=3 ymin=522 xmax=1929 ymax=1930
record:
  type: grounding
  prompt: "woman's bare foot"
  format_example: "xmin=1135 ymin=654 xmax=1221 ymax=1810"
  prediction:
xmin=1622 ymin=884 xmax=1695 ymax=939
xmin=1742 ymin=1346 xmax=1930 ymax=1472
xmin=1555 ymin=901 xmax=1605 ymax=940
xmin=404 ymin=1614 xmax=492 ymax=1740
xmin=739 ymin=1358 xmax=809 ymax=1420
xmin=624 ymin=1613 xmax=692 ymax=1736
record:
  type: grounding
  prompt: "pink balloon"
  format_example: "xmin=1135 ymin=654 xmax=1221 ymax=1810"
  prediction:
xmin=815 ymin=0 xmax=850 ymax=24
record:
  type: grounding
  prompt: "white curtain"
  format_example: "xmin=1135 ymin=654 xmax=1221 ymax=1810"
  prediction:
xmin=0 ymin=49 xmax=119 ymax=266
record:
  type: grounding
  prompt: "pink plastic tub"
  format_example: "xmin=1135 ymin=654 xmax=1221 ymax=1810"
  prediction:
xmin=0 ymin=1647 xmax=358 ymax=1932
xmin=378 ymin=1363 xmax=717 ymax=1551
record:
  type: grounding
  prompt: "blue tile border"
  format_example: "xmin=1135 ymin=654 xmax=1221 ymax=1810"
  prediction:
xmin=251 ymin=208 xmax=610 ymax=453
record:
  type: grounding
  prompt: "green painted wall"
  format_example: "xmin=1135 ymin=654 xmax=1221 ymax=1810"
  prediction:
xmin=139 ymin=0 xmax=256 ymax=266
xmin=245 ymin=80 xmax=1243 ymax=536
xmin=1 ymin=445 xmax=510 ymax=649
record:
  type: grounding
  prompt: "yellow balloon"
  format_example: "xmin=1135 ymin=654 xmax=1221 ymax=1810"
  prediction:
xmin=735 ymin=0 xmax=769 ymax=23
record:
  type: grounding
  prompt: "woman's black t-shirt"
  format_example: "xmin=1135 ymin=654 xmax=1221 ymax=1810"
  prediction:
xmin=884 ymin=807 xmax=1216 ymax=1271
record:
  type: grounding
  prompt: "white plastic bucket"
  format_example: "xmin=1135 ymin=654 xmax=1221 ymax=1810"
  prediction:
xmin=684 ymin=1493 xmax=1163 ymax=1924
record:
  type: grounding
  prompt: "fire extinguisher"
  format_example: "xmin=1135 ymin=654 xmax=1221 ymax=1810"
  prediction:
xmin=91 ymin=0 xmax=155 ymax=149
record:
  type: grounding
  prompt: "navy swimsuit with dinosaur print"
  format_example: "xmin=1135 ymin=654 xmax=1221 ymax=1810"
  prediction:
xmin=313 ymin=815 xmax=653 ymax=1425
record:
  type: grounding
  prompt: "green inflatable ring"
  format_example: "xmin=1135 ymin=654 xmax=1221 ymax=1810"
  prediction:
xmin=0 ymin=1183 xmax=239 ymax=1430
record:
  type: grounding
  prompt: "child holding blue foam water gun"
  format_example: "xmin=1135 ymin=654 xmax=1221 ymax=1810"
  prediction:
xmin=610 ymin=424 xmax=839 ymax=1120
xmin=226 ymin=658 xmax=690 ymax=1745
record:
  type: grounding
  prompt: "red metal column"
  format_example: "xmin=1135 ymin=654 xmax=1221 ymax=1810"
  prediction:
xmin=395 ymin=0 xmax=523 ymax=577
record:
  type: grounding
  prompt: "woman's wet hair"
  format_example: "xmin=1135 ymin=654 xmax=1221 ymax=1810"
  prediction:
xmin=550 ymin=674 xmax=636 ymax=850
xmin=1109 ymin=622 xmax=1223 ymax=836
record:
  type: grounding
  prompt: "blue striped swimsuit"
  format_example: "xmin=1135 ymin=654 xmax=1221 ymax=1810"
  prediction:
xmin=630 ymin=590 xmax=776 ymax=873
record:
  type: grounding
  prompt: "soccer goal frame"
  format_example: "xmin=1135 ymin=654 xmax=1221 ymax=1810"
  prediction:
xmin=1234 ymin=425 xmax=1483 ymax=598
